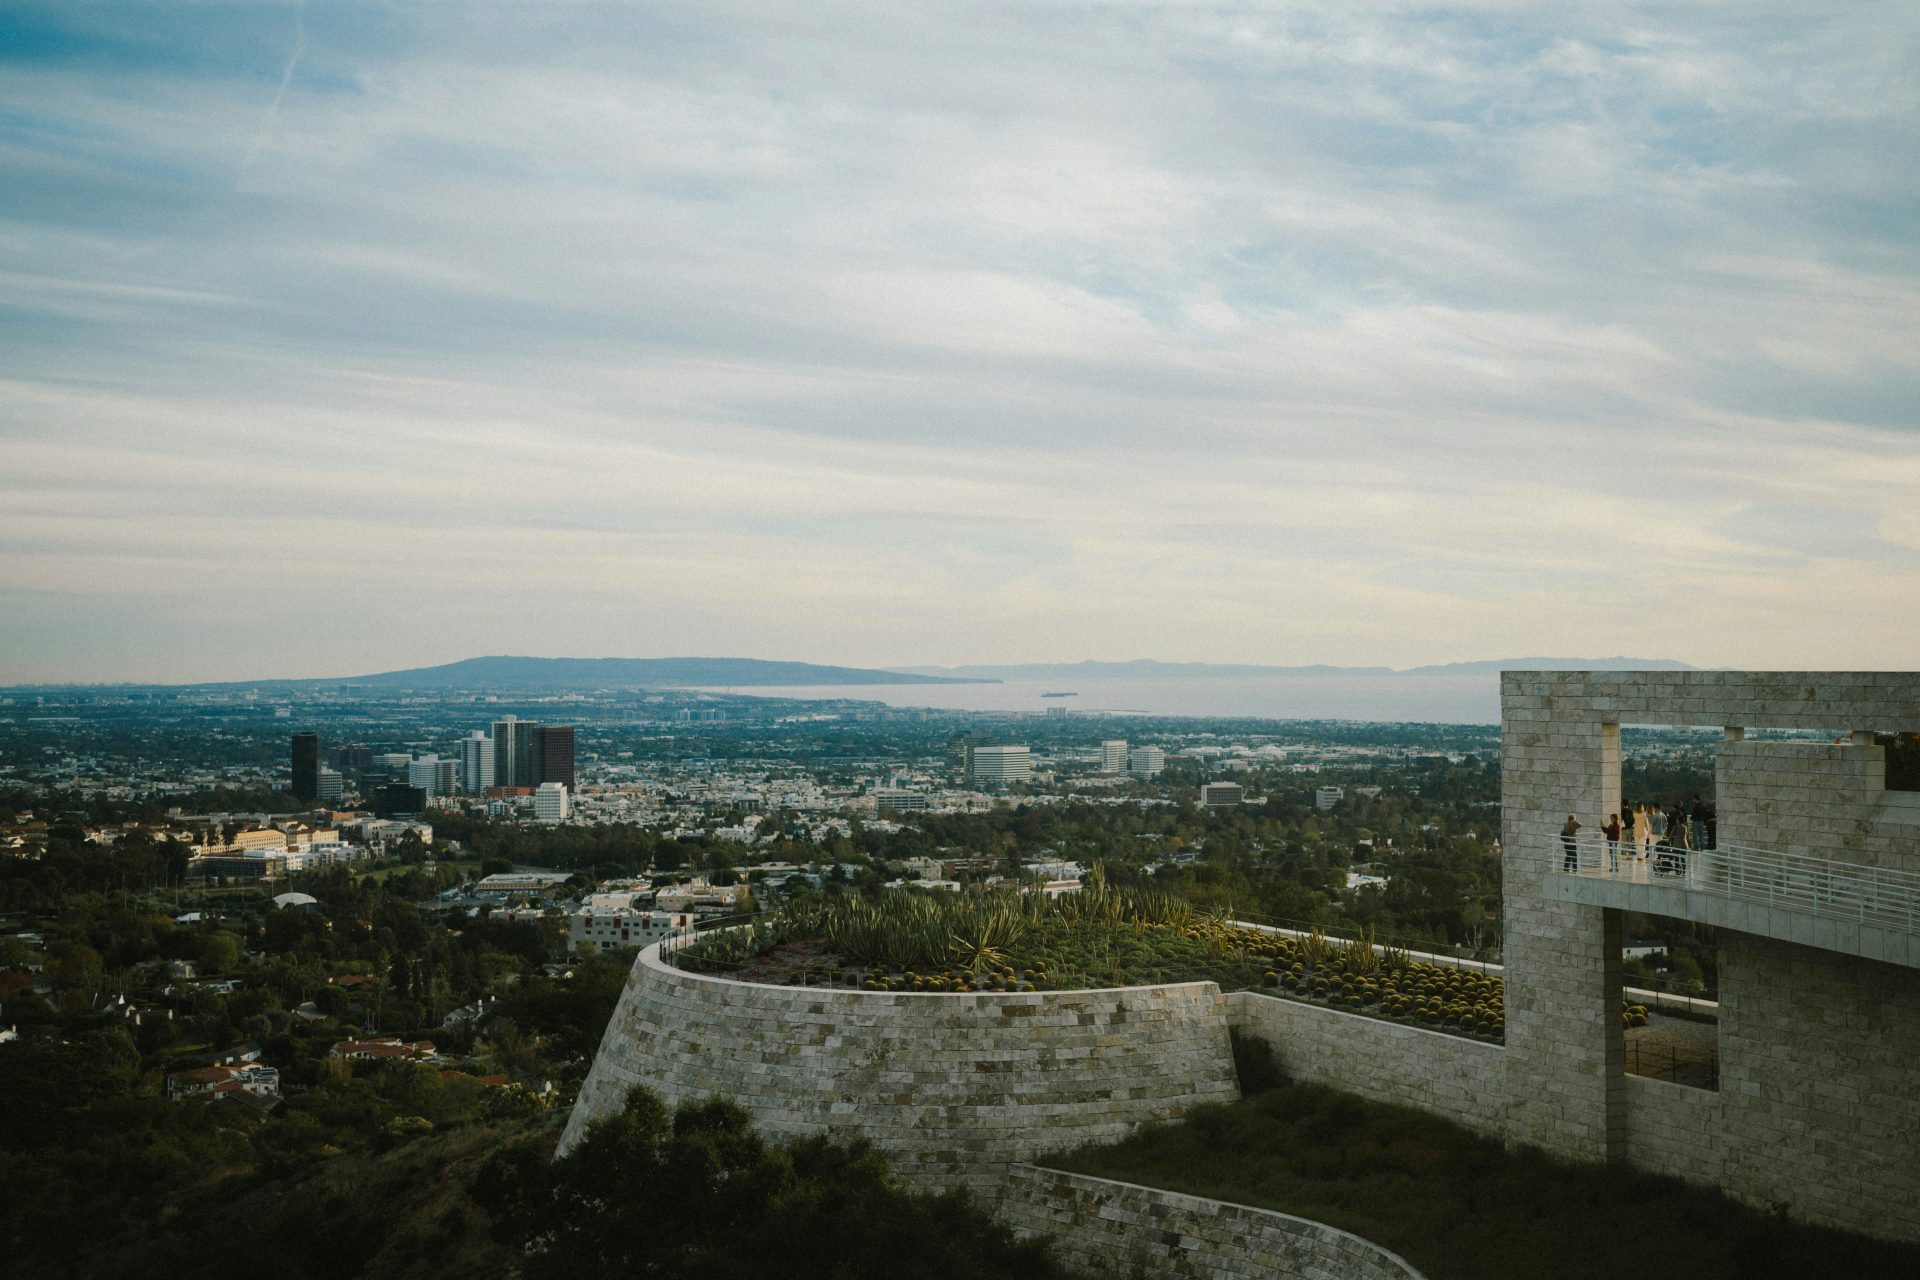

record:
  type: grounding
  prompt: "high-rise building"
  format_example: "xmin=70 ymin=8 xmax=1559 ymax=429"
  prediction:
xmin=492 ymin=716 xmax=536 ymax=788
xmin=534 ymin=725 xmax=576 ymax=788
xmin=1127 ymin=746 xmax=1165 ymax=778
xmin=317 ymin=768 xmax=345 ymax=803
xmin=534 ymin=781 xmax=571 ymax=824
xmin=291 ymin=732 xmax=321 ymax=802
xmin=330 ymin=744 xmax=373 ymax=770
xmin=408 ymin=755 xmax=457 ymax=798
xmin=1101 ymin=740 xmax=1129 ymax=774
xmin=969 ymin=745 xmax=1033 ymax=787
xmin=460 ymin=732 xmax=494 ymax=795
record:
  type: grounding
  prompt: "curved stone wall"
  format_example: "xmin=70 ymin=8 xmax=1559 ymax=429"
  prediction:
xmin=561 ymin=943 xmax=1239 ymax=1193
xmin=1002 ymin=1165 xmax=1428 ymax=1280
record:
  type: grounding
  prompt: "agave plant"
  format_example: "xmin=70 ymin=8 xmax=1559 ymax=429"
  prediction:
xmin=1340 ymin=926 xmax=1383 ymax=977
xmin=948 ymin=901 xmax=1032 ymax=971
xmin=1297 ymin=927 xmax=1333 ymax=970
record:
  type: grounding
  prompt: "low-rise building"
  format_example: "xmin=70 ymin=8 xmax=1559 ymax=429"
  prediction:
xmin=1200 ymin=781 xmax=1246 ymax=810
xmin=569 ymin=893 xmax=693 ymax=954
xmin=654 ymin=880 xmax=746 ymax=913
xmin=167 ymin=1060 xmax=280 ymax=1104
xmin=329 ymin=1037 xmax=439 ymax=1063
xmin=473 ymin=871 xmax=574 ymax=900
xmin=872 ymin=788 xmax=929 ymax=814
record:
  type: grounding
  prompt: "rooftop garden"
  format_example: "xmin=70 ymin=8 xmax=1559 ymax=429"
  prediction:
xmin=1046 ymin=1071 xmax=1920 ymax=1280
xmin=669 ymin=871 xmax=1505 ymax=1042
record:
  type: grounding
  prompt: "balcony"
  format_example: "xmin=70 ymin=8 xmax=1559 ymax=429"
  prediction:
xmin=1545 ymin=833 xmax=1920 ymax=969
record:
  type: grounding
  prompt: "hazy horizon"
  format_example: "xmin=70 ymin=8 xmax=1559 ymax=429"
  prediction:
xmin=4 ymin=3 xmax=1917 ymax=684
xmin=0 ymin=649 xmax=1699 ymax=690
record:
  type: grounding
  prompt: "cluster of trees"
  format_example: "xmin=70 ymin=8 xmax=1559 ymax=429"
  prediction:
xmin=0 ymin=823 xmax=198 ymax=910
xmin=477 ymin=1088 xmax=1076 ymax=1280
xmin=0 ymin=942 xmax=636 ymax=1275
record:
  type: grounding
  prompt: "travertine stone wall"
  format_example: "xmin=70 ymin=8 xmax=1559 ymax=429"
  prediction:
xmin=1719 ymin=739 xmax=1912 ymax=871
xmin=1000 ymin=1164 xmax=1427 ymax=1280
xmin=1619 ymin=1075 xmax=1726 ymax=1189
xmin=1613 ymin=940 xmax=1920 ymax=1243
xmin=1501 ymin=671 xmax=1920 ymax=1242
xmin=1716 ymin=933 xmax=1920 ymax=1240
xmin=1223 ymin=991 xmax=1507 ymax=1139
xmin=560 ymin=945 xmax=1239 ymax=1194
xmin=1499 ymin=671 xmax=1920 ymax=733
xmin=1500 ymin=698 xmax=1624 ymax=1161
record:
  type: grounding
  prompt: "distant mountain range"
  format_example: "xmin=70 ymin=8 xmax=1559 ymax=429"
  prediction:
xmin=220 ymin=656 xmax=990 ymax=691
xmin=892 ymin=657 xmax=1695 ymax=681
xmin=3 ymin=655 xmax=1699 ymax=692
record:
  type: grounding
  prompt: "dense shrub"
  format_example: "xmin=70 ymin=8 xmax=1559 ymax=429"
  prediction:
xmin=1229 ymin=1026 xmax=1283 ymax=1095
xmin=479 ymin=1087 xmax=1078 ymax=1280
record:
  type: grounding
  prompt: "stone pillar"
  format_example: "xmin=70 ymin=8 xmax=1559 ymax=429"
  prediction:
xmin=1499 ymin=678 xmax=1625 ymax=1161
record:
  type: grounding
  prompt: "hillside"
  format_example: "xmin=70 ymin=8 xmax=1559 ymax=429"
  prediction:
xmin=215 ymin=656 xmax=990 ymax=691
xmin=896 ymin=657 xmax=1693 ymax=681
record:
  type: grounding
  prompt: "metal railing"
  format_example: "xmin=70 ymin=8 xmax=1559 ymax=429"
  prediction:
xmin=1625 ymin=1036 xmax=1719 ymax=1089
xmin=1553 ymin=832 xmax=1920 ymax=935
xmin=1226 ymin=913 xmax=1502 ymax=976
xmin=656 ymin=912 xmax=757 ymax=965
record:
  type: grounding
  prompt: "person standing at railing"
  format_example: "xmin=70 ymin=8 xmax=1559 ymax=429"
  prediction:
xmin=1602 ymin=812 xmax=1622 ymax=872
xmin=1633 ymin=802 xmax=1653 ymax=863
xmin=1690 ymin=795 xmax=1709 ymax=851
xmin=1657 ymin=802 xmax=1691 ymax=877
xmin=1561 ymin=813 xmax=1583 ymax=871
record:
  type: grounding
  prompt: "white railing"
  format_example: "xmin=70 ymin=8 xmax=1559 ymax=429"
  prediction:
xmin=1553 ymin=832 xmax=1920 ymax=935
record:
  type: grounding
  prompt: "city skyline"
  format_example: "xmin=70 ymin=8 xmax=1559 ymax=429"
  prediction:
xmin=3 ymin=2 xmax=1917 ymax=684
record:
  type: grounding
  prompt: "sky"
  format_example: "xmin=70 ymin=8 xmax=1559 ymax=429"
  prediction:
xmin=2 ymin=1 xmax=1917 ymax=683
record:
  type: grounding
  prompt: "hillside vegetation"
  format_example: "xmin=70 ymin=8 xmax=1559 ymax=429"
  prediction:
xmin=1049 ymin=1077 xmax=1920 ymax=1280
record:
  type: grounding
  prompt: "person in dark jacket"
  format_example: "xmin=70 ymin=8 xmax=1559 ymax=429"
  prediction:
xmin=1602 ymin=812 xmax=1622 ymax=872
xmin=1560 ymin=814 xmax=1582 ymax=872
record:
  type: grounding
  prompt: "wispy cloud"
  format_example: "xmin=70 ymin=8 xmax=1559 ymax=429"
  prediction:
xmin=0 ymin=2 xmax=1916 ymax=680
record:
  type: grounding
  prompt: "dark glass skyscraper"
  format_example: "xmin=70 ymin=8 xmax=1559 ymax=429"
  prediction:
xmin=534 ymin=725 xmax=576 ymax=788
xmin=492 ymin=716 xmax=536 ymax=788
xmin=291 ymin=732 xmax=321 ymax=802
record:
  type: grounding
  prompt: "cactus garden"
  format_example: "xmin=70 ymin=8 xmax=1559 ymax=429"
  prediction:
xmin=670 ymin=869 xmax=1504 ymax=1043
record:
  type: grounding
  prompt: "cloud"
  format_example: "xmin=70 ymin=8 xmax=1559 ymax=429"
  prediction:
xmin=0 ymin=1 xmax=1917 ymax=680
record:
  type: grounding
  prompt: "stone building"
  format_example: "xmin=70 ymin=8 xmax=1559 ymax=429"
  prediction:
xmin=1495 ymin=670 xmax=1920 ymax=1240
xmin=563 ymin=670 xmax=1920 ymax=1255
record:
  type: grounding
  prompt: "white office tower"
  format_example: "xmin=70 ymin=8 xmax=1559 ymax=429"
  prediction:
xmin=1101 ymin=740 xmax=1129 ymax=774
xmin=1127 ymin=746 xmax=1165 ymax=778
xmin=1316 ymin=785 xmax=1344 ymax=811
xmin=408 ymin=755 xmax=456 ymax=798
xmin=461 ymin=732 xmax=494 ymax=794
xmin=534 ymin=782 xmax=571 ymax=823
xmin=969 ymin=745 xmax=1033 ymax=787
xmin=317 ymin=768 xmax=345 ymax=803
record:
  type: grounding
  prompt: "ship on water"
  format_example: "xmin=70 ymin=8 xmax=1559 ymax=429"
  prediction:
xmin=1040 ymin=691 xmax=1077 ymax=698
